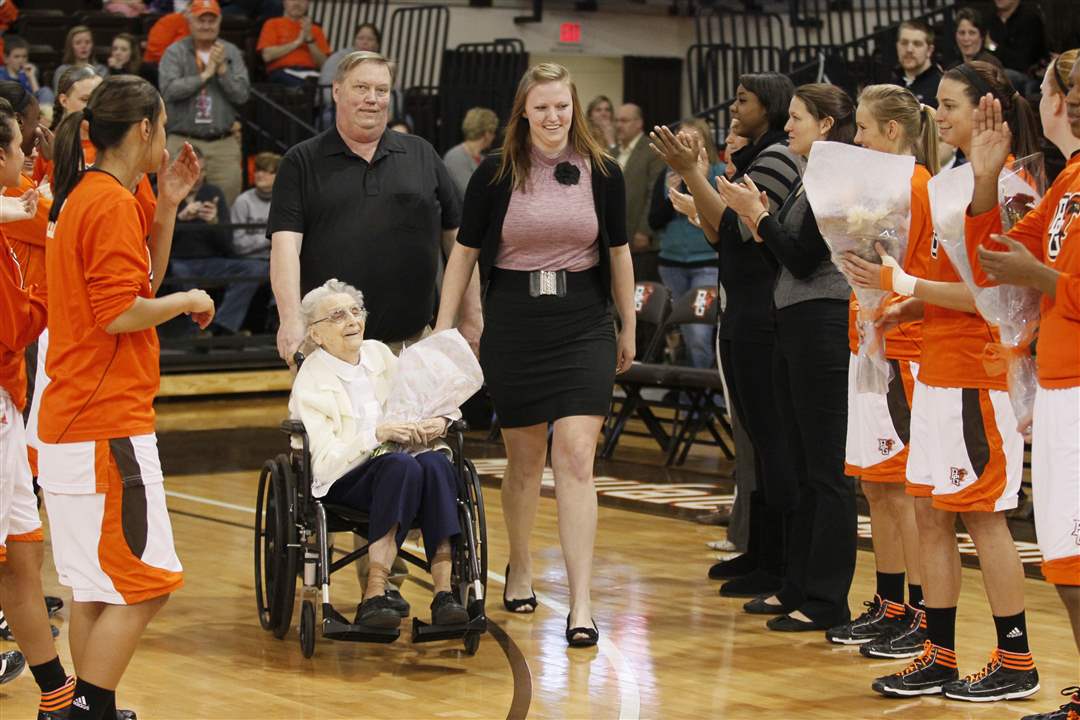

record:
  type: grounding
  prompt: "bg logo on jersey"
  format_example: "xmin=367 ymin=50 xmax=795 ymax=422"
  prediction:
xmin=1047 ymin=193 xmax=1080 ymax=261
xmin=634 ymin=283 xmax=654 ymax=312
xmin=877 ymin=438 xmax=896 ymax=456
xmin=949 ymin=467 xmax=968 ymax=486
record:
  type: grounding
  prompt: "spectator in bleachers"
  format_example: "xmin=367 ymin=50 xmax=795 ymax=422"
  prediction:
xmin=950 ymin=7 xmax=1003 ymax=69
xmin=989 ymin=0 xmax=1049 ymax=95
xmin=171 ymin=145 xmax=269 ymax=335
xmin=52 ymin=26 xmax=107 ymax=92
xmin=890 ymin=20 xmax=942 ymax=108
xmin=257 ymin=0 xmax=330 ymax=87
xmin=104 ymin=33 xmax=143 ymax=77
xmin=144 ymin=12 xmax=190 ymax=66
xmin=269 ymin=50 xmax=481 ymax=363
xmin=160 ymin=0 xmax=250 ymax=204
xmin=231 ymin=151 xmax=279 ymax=258
xmin=587 ymin=94 xmax=616 ymax=149
xmin=0 ymin=36 xmax=52 ymax=106
xmin=615 ymin=102 xmax=665 ymax=281
xmin=104 ymin=0 xmax=150 ymax=17
xmin=318 ymin=22 xmax=381 ymax=129
xmin=0 ymin=0 xmax=17 ymax=58
xmin=648 ymin=117 xmax=721 ymax=370
xmin=443 ymin=107 xmax=499 ymax=201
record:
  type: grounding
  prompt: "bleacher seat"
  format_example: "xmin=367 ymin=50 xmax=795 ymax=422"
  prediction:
xmin=78 ymin=11 xmax=139 ymax=42
xmin=13 ymin=11 xmax=71 ymax=52
xmin=30 ymin=44 xmax=61 ymax=89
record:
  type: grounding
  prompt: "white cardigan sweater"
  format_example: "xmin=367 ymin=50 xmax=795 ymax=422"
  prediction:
xmin=288 ymin=342 xmax=399 ymax=498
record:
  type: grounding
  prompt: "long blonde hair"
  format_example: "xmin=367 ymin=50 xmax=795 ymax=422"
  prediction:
xmin=495 ymin=63 xmax=610 ymax=190
xmin=858 ymin=84 xmax=940 ymax=175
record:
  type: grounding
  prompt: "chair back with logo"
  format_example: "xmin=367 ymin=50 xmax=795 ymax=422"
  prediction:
xmin=667 ymin=285 xmax=723 ymax=327
xmin=632 ymin=281 xmax=672 ymax=363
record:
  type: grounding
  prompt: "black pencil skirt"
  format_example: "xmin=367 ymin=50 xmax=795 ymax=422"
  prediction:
xmin=479 ymin=267 xmax=616 ymax=428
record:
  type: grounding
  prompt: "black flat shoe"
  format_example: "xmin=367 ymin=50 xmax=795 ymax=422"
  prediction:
xmin=566 ymin=615 xmax=599 ymax=648
xmin=502 ymin=564 xmax=537 ymax=614
xmin=743 ymin=595 xmax=791 ymax=615
xmin=766 ymin=614 xmax=827 ymax=632
xmin=431 ymin=591 xmax=469 ymax=626
xmin=385 ymin=587 xmax=411 ymax=617
xmin=355 ymin=595 xmax=401 ymax=629
xmin=707 ymin=553 xmax=757 ymax=580
xmin=719 ymin=569 xmax=782 ymax=598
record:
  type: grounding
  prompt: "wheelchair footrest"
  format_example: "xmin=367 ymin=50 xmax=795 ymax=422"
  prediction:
xmin=321 ymin=604 xmax=399 ymax=644
xmin=410 ymin=614 xmax=487 ymax=644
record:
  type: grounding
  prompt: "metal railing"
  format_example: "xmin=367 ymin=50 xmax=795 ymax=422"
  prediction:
xmin=311 ymin=0 xmax=390 ymax=55
xmin=385 ymin=5 xmax=451 ymax=94
xmin=437 ymin=39 xmax=528 ymax=151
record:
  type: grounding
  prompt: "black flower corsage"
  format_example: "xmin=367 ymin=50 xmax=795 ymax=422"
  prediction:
xmin=554 ymin=161 xmax=580 ymax=186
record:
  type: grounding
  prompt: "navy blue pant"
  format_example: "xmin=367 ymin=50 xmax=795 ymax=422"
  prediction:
xmin=325 ymin=451 xmax=461 ymax=564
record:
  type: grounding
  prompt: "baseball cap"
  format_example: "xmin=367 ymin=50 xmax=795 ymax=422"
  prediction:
xmin=190 ymin=0 xmax=221 ymax=17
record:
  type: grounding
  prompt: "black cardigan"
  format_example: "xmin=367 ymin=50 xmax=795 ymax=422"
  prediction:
xmin=456 ymin=153 xmax=628 ymax=295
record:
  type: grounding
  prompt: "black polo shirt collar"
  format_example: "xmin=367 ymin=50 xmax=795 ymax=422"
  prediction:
xmin=319 ymin=124 xmax=407 ymax=164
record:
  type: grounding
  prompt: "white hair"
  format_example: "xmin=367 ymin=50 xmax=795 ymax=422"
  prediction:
xmin=299 ymin=278 xmax=367 ymax=329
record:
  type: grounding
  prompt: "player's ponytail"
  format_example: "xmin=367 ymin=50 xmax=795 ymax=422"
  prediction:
xmin=49 ymin=75 xmax=162 ymax=223
xmin=918 ymin=104 xmax=940 ymax=175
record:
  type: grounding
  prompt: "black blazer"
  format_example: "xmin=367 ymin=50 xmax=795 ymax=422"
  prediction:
xmin=456 ymin=153 xmax=628 ymax=295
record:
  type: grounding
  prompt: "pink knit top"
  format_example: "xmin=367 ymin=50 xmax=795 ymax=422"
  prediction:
xmin=495 ymin=145 xmax=600 ymax=272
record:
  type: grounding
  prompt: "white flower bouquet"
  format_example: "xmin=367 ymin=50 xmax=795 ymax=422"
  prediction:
xmin=381 ymin=329 xmax=484 ymax=425
xmin=930 ymin=154 xmax=1047 ymax=431
xmin=803 ymin=141 xmax=916 ymax=394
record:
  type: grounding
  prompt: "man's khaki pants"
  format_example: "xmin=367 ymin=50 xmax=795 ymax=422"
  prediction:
xmin=167 ymin=133 xmax=243 ymax=206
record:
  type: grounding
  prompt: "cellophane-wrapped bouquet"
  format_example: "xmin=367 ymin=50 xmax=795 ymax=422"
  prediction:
xmin=379 ymin=329 xmax=484 ymax=449
xmin=931 ymin=154 xmax=1047 ymax=431
xmin=803 ymin=141 xmax=916 ymax=394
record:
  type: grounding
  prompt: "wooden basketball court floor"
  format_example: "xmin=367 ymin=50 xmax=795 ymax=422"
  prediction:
xmin=1 ymin=395 xmax=1077 ymax=719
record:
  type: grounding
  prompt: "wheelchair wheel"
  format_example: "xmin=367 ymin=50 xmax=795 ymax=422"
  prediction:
xmin=254 ymin=461 xmax=275 ymax=631
xmin=454 ymin=458 xmax=488 ymax=630
xmin=299 ymin=600 xmax=316 ymax=658
xmin=465 ymin=459 xmax=488 ymax=593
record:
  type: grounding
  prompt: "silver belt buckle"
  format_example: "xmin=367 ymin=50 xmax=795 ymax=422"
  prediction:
xmin=538 ymin=270 xmax=558 ymax=296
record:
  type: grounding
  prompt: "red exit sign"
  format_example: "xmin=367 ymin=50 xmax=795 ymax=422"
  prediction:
xmin=560 ymin=22 xmax=581 ymax=44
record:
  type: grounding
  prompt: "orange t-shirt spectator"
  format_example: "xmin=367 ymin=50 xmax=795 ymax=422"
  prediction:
xmin=144 ymin=12 xmax=190 ymax=65
xmin=256 ymin=0 xmax=329 ymax=85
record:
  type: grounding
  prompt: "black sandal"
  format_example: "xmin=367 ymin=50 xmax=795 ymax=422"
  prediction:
xmin=565 ymin=614 xmax=599 ymax=648
xmin=502 ymin=564 xmax=537 ymax=614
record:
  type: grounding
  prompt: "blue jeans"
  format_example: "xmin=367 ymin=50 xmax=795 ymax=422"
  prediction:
xmin=168 ymin=257 xmax=269 ymax=332
xmin=657 ymin=263 xmax=719 ymax=369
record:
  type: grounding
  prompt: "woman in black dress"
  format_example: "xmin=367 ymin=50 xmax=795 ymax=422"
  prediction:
xmin=435 ymin=62 xmax=635 ymax=647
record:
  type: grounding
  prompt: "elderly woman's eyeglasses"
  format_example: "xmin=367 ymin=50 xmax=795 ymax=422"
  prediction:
xmin=312 ymin=305 xmax=365 ymax=325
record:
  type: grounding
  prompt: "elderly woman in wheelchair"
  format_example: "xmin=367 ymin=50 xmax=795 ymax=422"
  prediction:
xmin=288 ymin=279 xmax=469 ymax=630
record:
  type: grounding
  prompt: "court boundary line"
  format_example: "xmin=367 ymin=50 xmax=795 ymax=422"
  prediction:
xmin=167 ymin=488 xmax=642 ymax=720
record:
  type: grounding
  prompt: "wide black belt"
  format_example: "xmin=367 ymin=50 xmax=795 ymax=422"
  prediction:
xmin=488 ymin=267 xmax=601 ymax=298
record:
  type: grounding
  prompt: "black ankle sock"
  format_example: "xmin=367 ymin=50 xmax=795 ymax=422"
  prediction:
xmin=875 ymin=571 xmax=905 ymax=604
xmin=993 ymin=611 xmax=1031 ymax=654
xmin=29 ymin=656 xmax=67 ymax=694
xmin=908 ymin=583 xmax=924 ymax=609
xmin=924 ymin=606 xmax=957 ymax=651
xmin=69 ymin=678 xmax=114 ymax=720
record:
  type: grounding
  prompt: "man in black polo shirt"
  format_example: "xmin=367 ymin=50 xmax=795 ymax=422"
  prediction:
xmin=891 ymin=20 xmax=942 ymax=108
xmin=269 ymin=51 xmax=482 ymax=363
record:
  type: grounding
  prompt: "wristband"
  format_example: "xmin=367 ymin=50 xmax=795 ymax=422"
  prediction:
xmin=884 ymin=264 xmax=918 ymax=297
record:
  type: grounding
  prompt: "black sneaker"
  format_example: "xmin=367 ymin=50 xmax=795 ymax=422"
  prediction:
xmin=38 ymin=708 xmax=136 ymax=720
xmin=0 ymin=649 xmax=25 ymax=684
xmin=0 ymin=609 xmax=59 ymax=640
xmin=46 ymin=596 xmax=64 ymax=617
xmin=860 ymin=605 xmax=927 ymax=659
xmin=943 ymin=649 xmax=1040 ymax=702
xmin=385 ymin=587 xmax=411 ymax=617
xmin=1020 ymin=686 xmax=1080 ymax=720
xmin=430 ymin=591 xmax=469 ymax=626
xmin=826 ymin=595 xmax=906 ymax=645
xmin=355 ymin=595 xmax=401 ymax=629
xmin=871 ymin=641 xmax=958 ymax=697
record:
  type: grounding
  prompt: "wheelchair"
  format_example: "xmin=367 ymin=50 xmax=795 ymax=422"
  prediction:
xmin=254 ymin=418 xmax=488 ymax=657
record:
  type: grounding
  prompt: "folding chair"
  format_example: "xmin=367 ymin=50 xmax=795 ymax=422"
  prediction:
xmin=600 ymin=281 xmax=672 ymax=458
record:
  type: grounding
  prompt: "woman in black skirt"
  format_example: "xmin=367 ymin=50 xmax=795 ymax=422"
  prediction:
xmin=435 ymin=62 xmax=636 ymax=647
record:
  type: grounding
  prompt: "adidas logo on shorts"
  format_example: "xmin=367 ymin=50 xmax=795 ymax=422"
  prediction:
xmin=73 ymin=695 xmax=89 ymax=711
xmin=949 ymin=467 xmax=968 ymax=486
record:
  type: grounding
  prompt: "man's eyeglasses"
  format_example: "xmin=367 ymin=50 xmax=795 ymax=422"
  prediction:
xmin=312 ymin=305 xmax=366 ymax=325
